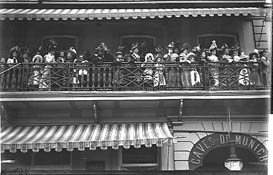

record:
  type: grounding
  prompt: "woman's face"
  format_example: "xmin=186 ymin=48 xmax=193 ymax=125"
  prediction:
xmin=168 ymin=48 xmax=173 ymax=53
xmin=252 ymin=55 xmax=257 ymax=60
xmin=23 ymin=53 xmax=28 ymax=59
xmin=211 ymin=50 xmax=217 ymax=56
xmin=157 ymin=58 xmax=162 ymax=62
xmin=12 ymin=52 xmax=17 ymax=58
xmin=67 ymin=52 xmax=73 ymax=60
xmin=233 ymin=51 xmax=239 ymax=56
xmin=133 ymin=48 xmax=139 ymax=54
xmin=147 ymin=56 xmax=153 ymax=62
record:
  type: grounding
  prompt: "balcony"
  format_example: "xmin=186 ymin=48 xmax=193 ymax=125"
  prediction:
xmin=0 ymin=62 xmax=269 ymax=93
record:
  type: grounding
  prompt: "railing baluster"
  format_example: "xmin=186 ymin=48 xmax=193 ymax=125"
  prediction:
xmin=103 ymin=66 xmax=106 ymax=89
xmin=108 ymin=67 xmax=112 ymax=89
xmin=86 ymin=67 xmax=90 ymax=90
xmin=91 ymin=65 xmax=95 ymax=90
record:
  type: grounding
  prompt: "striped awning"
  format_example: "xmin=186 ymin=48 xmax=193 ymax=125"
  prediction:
xmin=1 ymin=123 xmax=175 ymax=153
xmin=0 ymin=7 xmax=265 ymax=21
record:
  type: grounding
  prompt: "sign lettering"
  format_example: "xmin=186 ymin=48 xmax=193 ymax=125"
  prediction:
xmin=188 ymin=133 xmax=268 ymax=170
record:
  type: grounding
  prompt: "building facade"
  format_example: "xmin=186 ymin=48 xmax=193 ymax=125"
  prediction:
xmin=0 ymin=0 xmax=271 ymax=174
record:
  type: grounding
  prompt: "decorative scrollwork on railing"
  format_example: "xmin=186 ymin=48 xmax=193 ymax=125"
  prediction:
xmin=0 ymin=62 xmax=269 ymax=92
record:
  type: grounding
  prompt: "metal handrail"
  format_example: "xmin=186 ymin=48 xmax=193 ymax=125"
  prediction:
xmin=0 ymin=63 xmax=21 ymax=75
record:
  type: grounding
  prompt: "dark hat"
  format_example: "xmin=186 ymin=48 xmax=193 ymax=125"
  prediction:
xmin=221 ymin=44 xmax=229 ymax=51
xmin=230 ymin=46 xmax=240 ymax=51
xmin=259 ymin=49 xmax=268 ymax=56
xmin=249 ymin=52 xmax=259 ymax=59
xmin=209 ymin=47 xmax=217 ymax=52
xmin=131 ymin=43 xmax=139 ymax=51
xmin=117 ymin=45 xmax=125 ymax=52
xmin=9 ymin=46 xmax=20 ymax=54
xmin=48 ymin=43 xmax=57 ymax=52
xmin=155 ymin=45 xmax=163 ymax=53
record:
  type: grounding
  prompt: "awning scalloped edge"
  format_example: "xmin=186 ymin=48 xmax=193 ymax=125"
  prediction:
xmin=1 ymin=123 xmax=176 ymax=153
xmin=0 ymin=7 xmax=266 ymax=21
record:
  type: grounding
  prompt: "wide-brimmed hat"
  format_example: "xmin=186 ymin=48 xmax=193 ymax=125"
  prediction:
xmin=180 ymin=43 xmax=190 ymax=52
xmin=68 ymin=47 xmax=77 ymax=54
xmin=167 ymin=42 xmax=175 ymax=48
xmin=9 ymin=46 xmax=20 ymax=54
xmin=155 ymin=46 xmax=163 ymax=53
xmin=32 ymin=54 xmax=43 ymax=63
xmin=131 ymin=43 xmax=139 ymax=51
xmin=116 ymin=51 xmax=123 ymax=56
xmin=259 ymin=49 xmax=268 ymax=56
xmin=209 ymin=47 xmax=217 ymax=52
xmin=249 ymin=52 xmax=259 ymax=59
xmin=188 ymin=52 xmax=196 ymax=60
xmin=144 ymin=53 xmax=155 ymax=62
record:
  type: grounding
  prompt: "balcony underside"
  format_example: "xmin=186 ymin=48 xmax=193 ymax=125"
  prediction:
xmin=0 ymin=90 xmax=270 ymax=101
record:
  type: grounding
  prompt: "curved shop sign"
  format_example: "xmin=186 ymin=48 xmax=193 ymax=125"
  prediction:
xmin=188 ymin=133 xmax=268 ymax=170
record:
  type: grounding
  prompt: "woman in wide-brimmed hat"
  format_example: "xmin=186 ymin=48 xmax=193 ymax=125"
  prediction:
xmin=259 ymin=50 xmax=270 ymax=86
xmin=7 ymin=46 xmax=20 ymax=64
xmin=248 ymin=51 xmax=262 ymax=86
xmin=178 ymin=43 xmax=191 ymax=88
xmin=141 ymin=53 xmax=154 ymax=82
xmin=154 ymin=55 xmax=166 ymax=88
xmin=207 ymin=44 xmax=220 ymax=87
xmin=130 ymin=42 xmax=141 ymax=63
xmin=220 ymin=44 xmax=233 ymax=63
xmin=39 ymin=43 xmax=57 ymax=90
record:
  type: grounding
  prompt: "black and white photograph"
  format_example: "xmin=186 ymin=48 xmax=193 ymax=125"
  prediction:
xmin=0 ymin=0 xmax=271 ymax=174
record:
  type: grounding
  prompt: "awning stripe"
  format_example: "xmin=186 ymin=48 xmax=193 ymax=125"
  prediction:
xmin=1 ymin=123 xmax=175 ymax=153
xmin=0 ymin=7 xmax=265 ymax=20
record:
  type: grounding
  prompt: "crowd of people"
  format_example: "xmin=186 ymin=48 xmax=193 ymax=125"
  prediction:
xmin=0 ymin=40 xmax=270 ymax=90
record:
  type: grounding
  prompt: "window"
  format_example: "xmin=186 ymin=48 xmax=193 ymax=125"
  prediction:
xmin=120 ymin=35 xmax=156 ymax=54
xmin=32 ymin=150 xmax=71 ymax=166
xmin=42 ymin=35 xmax=78 ymax=52
xmin=197 ymin=34 xmax=239 ymax=49
xmin=121 ymin=146 xmax=159 ymax=170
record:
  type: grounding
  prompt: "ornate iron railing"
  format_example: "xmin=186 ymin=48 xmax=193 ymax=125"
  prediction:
xmin=0 ymin=169 xmax=268 ymax=175
xmin=0 ymin=62 xmax=269 ymax=92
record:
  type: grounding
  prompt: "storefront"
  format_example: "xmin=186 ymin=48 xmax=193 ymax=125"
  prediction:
xmin=1 ymin=122 xmax=176 ymax=173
